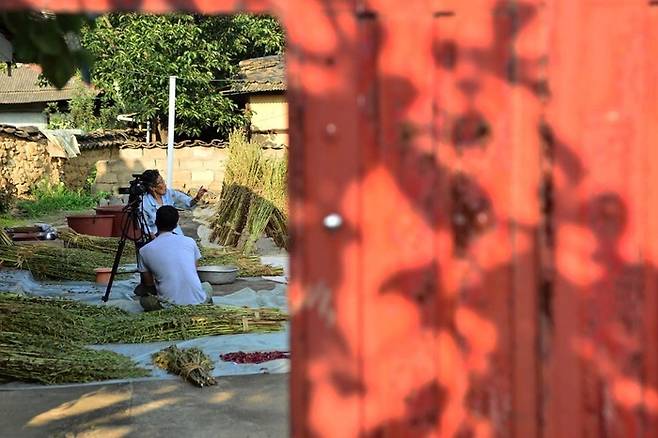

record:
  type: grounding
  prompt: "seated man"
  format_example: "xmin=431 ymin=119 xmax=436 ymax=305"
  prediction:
xmin=137 ymin=205 xmax=211 ymax=311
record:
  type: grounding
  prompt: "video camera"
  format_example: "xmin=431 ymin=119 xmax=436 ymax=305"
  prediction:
xmin=118 ymin=173 xmax=149 ymax=197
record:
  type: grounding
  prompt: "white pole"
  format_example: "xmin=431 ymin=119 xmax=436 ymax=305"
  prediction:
xmin=166 ymin=76 xmax=176 ymax=187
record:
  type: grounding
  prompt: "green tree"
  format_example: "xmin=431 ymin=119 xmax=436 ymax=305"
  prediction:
xmin=81 ymin=13 xmax=284 ymax=138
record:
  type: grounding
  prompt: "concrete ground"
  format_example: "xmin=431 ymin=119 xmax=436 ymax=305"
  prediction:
xmin=0 ymin=374 xmax=288 ymax=438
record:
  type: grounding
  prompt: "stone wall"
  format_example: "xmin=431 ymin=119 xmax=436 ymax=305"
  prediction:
xmin=61 ymin=147 xmax=113 ymax=190
xmin=0 ymin=133 xmax=63 ymax=197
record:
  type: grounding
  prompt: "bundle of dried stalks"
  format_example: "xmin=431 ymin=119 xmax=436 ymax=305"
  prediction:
xmin=210 ymin=131 xmax=288 ymax=254
xmin=153 ymin=345 xmax=217 ymax=387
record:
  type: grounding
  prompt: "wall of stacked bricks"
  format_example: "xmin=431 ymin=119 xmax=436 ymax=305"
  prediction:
xmin=91 ymin=146 xmax=234 ymax=194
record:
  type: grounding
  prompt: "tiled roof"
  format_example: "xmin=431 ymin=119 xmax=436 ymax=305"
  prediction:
xmin=76 ymin=129 xmax=144 ymax=150
xmin=229 ymin=54 xmax=286 ymax=94
xmin=0 ymin=64 xmax=88 ymax=105
xmin=0 ymin=124 xmax=285 ymax=151
xmin=0 ymin=124 xmax=43 ymax=142
xmin=89 ymin=139 xmax=284 ymax=150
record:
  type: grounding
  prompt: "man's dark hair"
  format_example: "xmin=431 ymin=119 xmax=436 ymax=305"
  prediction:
xmin=155 ymin=205 xmax=179 ymax=232
xmin=141 ymin=169 xmax=161 ymax=189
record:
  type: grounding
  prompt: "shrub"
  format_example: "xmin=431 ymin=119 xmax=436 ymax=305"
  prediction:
xmin=16 ymin=180 xmax=108 ymax=218
xmin=0 ymin=188 xmax=14 ymax=214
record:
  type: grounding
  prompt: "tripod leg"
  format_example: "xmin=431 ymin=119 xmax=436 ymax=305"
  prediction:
xmin=102 ymin=236 xmax=127 ymax=302
xmin=102 ymin=206 xmax=135 ymax=303
xmin=102 ymin=195 xmax=151 ymax=303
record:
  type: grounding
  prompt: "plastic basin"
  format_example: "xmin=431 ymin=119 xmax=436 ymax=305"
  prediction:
xmin=66 ymin=215 xmax=115 ymax=237
xmin=95 ymin=206 xmax=125 ymax=237
xmin=95 ymin=206 xmax=143 ymax=240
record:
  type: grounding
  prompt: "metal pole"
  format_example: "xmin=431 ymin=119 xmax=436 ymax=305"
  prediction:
xmin=166 ymin=76 xmax=176 ymax=187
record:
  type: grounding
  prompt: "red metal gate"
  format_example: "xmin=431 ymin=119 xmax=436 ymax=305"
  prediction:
xmin=5 ymin=0 xmax=658 ymax=436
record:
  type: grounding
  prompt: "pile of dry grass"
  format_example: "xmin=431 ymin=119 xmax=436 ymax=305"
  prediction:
xmin=0 ymin=228 xmax=12 ymax=246
xmin=0 ymin=293 xmax=288 ymax=384
xmin=210 ymin=131 xmax=288 ymax=254
xmin=0 ymin=244 xmax=131 ymax=281
xmin=152 ymin=345 xmax=217 ymax=387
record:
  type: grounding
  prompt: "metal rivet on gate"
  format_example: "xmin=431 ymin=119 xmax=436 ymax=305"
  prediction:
xmin=476 ymin=211 xmax=489 ymax=226
xmin=323 ymin=213 xmax=343 ymax=230
xmin=326 ymin=123 xmax=337 ymax=136
xmin=452 ymin=213 xmax=467 ymax=226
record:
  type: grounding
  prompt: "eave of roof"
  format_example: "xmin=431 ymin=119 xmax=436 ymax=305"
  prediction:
xmin=0 ymin=64 xmax=93 ymax=105
xmin=229 ymin=54 xmax=286 ymax=95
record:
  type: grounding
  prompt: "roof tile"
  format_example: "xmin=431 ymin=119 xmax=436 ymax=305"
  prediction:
xmin=0 ymin=64 xmax=87 ymax=104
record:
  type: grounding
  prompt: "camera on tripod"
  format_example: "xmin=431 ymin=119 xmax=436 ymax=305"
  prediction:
xmin=118 ymin=173 xmax=149 ymax=197
xmin=102 ymin=172 xmax=153 ymax=302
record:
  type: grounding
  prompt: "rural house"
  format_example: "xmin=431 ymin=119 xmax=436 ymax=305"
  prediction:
xmin=229 ymin=54 xmax=287 ymax=150
xmin=0 ymin=64 xmax=89 ymax=129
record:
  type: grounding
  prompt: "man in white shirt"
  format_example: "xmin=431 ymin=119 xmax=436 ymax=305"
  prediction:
xmin=137 ymin=205 xmax=211 ymax=311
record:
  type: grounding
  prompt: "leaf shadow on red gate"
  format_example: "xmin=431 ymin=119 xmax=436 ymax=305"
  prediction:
xmin=286 ymin=1 xmax=658 ymax=436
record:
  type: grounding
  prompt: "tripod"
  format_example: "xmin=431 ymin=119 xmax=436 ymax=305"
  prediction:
xmin=101 ymin=193 xmax=152 ymax=302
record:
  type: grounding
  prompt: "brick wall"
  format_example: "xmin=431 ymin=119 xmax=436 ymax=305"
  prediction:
xmin=92 ymin=146 xmax=236 ymax=194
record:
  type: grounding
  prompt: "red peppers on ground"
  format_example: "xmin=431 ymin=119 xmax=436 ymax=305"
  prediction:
xmin=220 ymin=351 xmax=290 ymax=364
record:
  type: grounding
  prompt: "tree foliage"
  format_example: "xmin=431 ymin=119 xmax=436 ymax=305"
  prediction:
xmin=45 ymin=81 xmax=119 ymax=132
xmin=81 ymin=13 xmax=285 ymax=138
xmin=0 ymin=12 xmax=93 ymax=88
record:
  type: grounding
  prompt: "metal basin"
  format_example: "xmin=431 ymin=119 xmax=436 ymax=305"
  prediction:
xmin=197 ymin=265 xmax=239 ymax=284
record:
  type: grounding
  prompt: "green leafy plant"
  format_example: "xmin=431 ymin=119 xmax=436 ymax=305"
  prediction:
xmin=44 ymin=102 xmax=70 ymax=129
xmin=83 ymin=167 xmax=98 ymax=192
xmin=44 ymin=81 xmax=118 ymax=131
xmin=16 ymin=180 xmax=108 ymax=218
xmin=0 ymin=188 xmax=14 ymax=214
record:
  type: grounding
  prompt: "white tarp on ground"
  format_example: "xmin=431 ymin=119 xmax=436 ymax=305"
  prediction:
xmin=0 ymin=267 xmax=290 ymax=387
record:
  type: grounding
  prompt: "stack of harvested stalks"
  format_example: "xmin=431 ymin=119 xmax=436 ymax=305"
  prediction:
xmin=153 ymin=346 xmax=217 ymax=387
xmin=58 ymin=228 xmax=283 ymax=277
xmin=0 ymin=228 xmax=12 ymax=246
xmin=96 ymin=306 xmax=287 ymax=343
xmin=0 ymin=244 xmax=127 ymax=281
xmin=0 ymin=295 xmax=147 ymax=384
xmin=200 ymin=247 xmax=283 ymax=277
xmin=210 ymin=131 xmax=288 ymax=254
xmin=0 ymin=331 xmax=148 ymax=384
xmin=0 ymin=293 xmax=287 ymax=384
xmin=1 ymin=293 xmax=288 ymax=344
xmin=0 ymin=229 xmax=282 ymax=281
xmin=58 ymin=228 xmax=136 ymax=259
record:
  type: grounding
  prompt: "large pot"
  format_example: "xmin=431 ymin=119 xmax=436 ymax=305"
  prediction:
xmin=66 ymin=215 xmax=114 ymax=237
xmin=197 ymin=265 xmax=239 ymax=285
xmin=94 ymin=267 xmax=112 ymax=284
xmin=95 ymin=206 xmax=143 ymax=240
